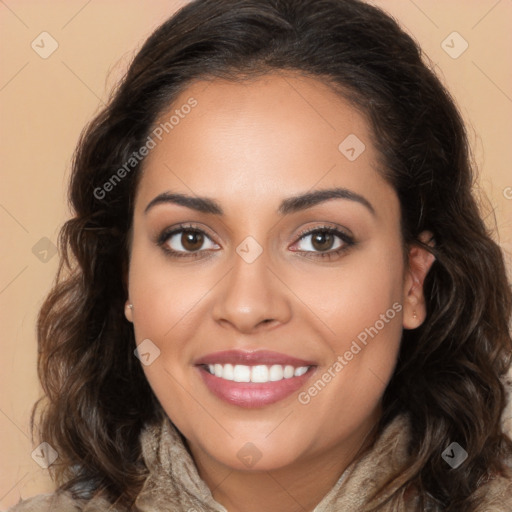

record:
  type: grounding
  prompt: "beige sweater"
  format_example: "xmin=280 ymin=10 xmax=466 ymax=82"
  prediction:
xmin=7 ymin=413 xmax=512 ymax=512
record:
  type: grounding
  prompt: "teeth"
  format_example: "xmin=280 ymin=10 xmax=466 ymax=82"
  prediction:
xmin=233 ymin=364 xmax=251 ymax=382
xmin=251 ymin=365 xmax=269 ymax=383
xmin=294 ymin=366 xmax=308 ymax=377
xmin=284 ymin=365 xmax=295 ymax=378
xmin=269 ymin=364 xmax=283 ymax=381
xmin=206 ymin=363 xmax=310 ymax=382
xmin=223 ymin=363 xmax=234 ymax=380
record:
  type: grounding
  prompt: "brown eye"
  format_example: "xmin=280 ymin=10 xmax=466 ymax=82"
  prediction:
xmin=295 ymin=228 xmax=346 ymax=253
xmin=291 ymin=226 xmax=356 ymax=261
xmin=180 ymin=230 xmax=204 ymax=251
xmin=158 ymin=225 xmax=219 ymax=257
xmin=310 ymin=231 xmax=336 ymax=252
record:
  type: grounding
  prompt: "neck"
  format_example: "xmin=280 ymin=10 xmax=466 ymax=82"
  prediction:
xmin=187 ymin=410 xmax=381 ymax=512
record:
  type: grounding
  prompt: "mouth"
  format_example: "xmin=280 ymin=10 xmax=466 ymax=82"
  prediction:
xmin=202 ymin=363 xmax=310 ymax=382
xmin=194 ymin=350 xmax=317 ymax=408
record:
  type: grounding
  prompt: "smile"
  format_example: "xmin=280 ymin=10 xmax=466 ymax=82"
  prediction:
xmin=205 ymin=363 xmax=310 ymax=382
xmin=194 ymin=349 xmax=317 ymax=408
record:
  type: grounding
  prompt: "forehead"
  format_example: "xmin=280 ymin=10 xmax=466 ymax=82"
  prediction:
xmin=135 ymin=72 xmax=396 ymax=218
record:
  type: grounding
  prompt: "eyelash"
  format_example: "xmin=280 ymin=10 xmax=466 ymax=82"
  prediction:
xmin=156 ymin=223 xmax=356 ymax=261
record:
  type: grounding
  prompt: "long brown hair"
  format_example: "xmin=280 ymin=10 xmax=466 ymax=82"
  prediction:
xmin=33 ymin=0 xmax=512 ymax=510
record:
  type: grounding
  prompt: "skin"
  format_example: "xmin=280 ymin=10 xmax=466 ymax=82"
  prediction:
xmin=124 ymin=72 xmax=435 ymax=512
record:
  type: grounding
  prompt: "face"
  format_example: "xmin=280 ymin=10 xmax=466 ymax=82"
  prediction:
xmin=125 ymin=72 xmax=432 ymax=473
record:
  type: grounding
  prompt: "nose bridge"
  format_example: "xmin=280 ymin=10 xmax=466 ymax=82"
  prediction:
xmin=212 ymin=237 xmax=291 ymax=332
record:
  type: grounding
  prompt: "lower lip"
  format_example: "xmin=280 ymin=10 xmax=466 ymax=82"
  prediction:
xmin=197 ymin=365 xmax=315 ymax=408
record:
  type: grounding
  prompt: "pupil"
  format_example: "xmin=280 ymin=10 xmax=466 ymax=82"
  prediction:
xmin=313 ymin=231 xmax=333 ymax=251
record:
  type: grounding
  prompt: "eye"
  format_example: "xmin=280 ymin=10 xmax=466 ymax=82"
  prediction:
xmin=291 ymin=225 xmax=355 ymax=260
xmin=156 ymin=223 xmax=355 ymax=261
xmin=157 ymin=224 xmax=219 ymax=258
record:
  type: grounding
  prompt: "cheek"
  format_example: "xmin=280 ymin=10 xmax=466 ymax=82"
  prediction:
xmin=308 ymin=243 xmax=404 ymax=416
xmin=126 ymin=248 xmax=205 ymax=421
xmin=127 ymin=244 xmax=212 ymax=347
xmin=293 ymin=245 xmax=404 ymax=430
xmin=285 ymin=238 xmax=404 ymax=349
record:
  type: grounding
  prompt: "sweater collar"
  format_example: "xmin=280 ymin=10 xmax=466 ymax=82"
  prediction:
xmin=134 ymin=413 xmax=412 ymax=512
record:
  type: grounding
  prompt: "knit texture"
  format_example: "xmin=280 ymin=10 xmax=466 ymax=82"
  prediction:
xmin=7 ymin=409 xmax=512 ymax=512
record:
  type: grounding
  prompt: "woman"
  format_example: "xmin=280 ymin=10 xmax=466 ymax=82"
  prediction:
xmin=9 ymin=0 xmax=512 ymax=510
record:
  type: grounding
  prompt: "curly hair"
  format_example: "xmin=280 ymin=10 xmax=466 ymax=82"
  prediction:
xmin=33 ymin=0 xmax=512 ymax=510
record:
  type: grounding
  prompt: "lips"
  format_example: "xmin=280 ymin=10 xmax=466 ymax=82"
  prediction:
xmin=194 ymin=350 xmax=317 ymax=408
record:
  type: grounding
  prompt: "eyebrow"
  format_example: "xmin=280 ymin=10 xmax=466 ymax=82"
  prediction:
xmin=144 ymin=187 xmax=376 ymax=216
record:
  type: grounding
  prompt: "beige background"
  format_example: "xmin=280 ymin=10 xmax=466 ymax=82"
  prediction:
xmin=1 ymin=0 xmax=511 ymax=508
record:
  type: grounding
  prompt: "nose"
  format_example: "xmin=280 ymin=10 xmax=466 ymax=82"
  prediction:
xmin=211 ymin=247 xmax=292 ymax=334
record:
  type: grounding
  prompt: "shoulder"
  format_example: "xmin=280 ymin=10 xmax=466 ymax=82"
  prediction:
xmin=5 ymin=490 xmax=114 ymax=512
xmin=6 ymin=492 xmax=83 ymax=512
xmin=472 ymin=473 xmax=512 ymax=511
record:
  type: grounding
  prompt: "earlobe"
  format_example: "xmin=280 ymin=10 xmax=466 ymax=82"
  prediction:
xmin=124 ymin=301 xmax=134 ymax=323
xmin=403 ymin=231 xmax=436 ymax=330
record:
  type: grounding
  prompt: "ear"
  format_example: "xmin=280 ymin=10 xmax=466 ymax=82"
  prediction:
xmin=124 ymin=300 xmax=134 ymax=323
xmin=402 ymin=230 xmax=436 ymax=330
xmin=122 ymin=253 xmax=133 ymax=323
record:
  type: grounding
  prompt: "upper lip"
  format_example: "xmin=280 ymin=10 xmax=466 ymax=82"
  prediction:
xmin=194 ymin=350 xmax=316 ymax=367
